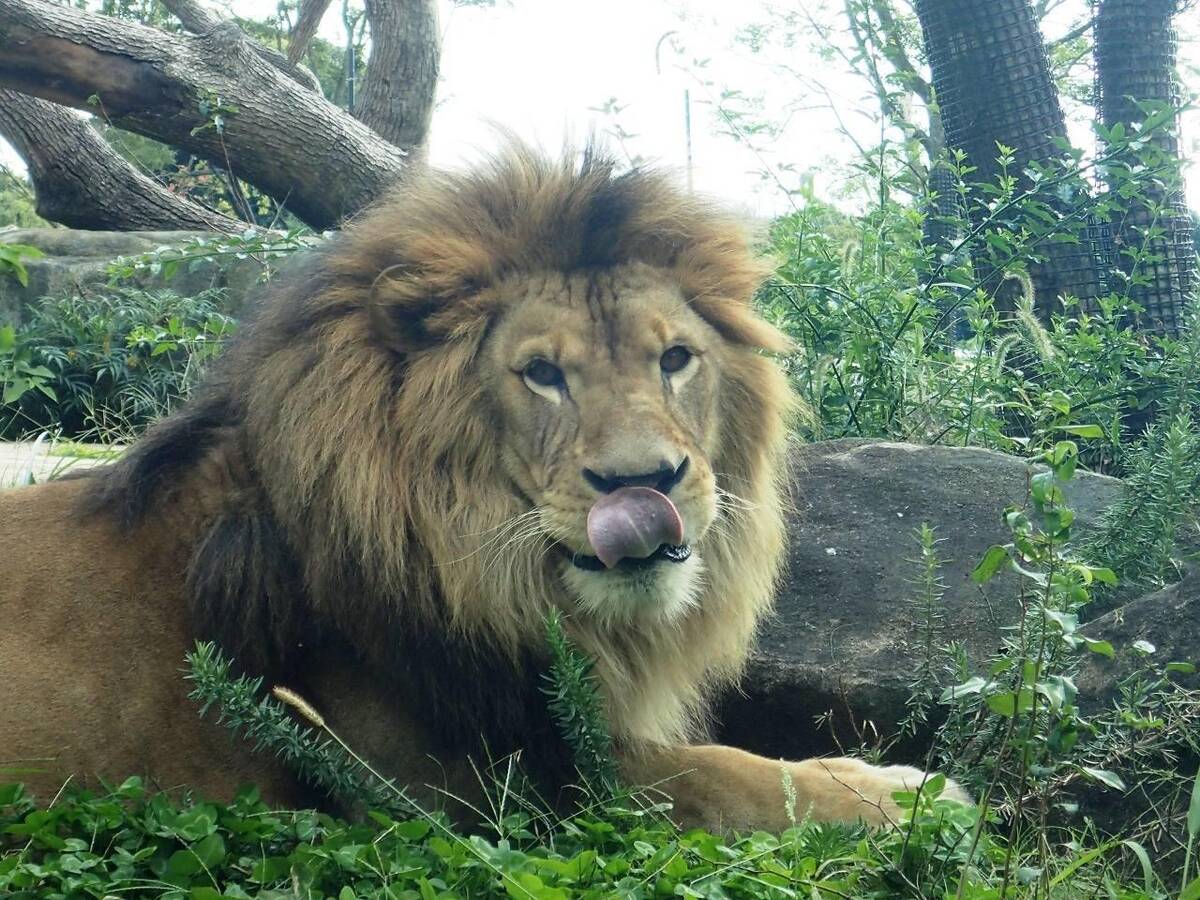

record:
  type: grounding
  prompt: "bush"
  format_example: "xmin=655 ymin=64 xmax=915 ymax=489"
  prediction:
xmin=759 ymin=116 xmax=1199 ymax=480
xmin=0 ymin=287 xmax=234 ymax=441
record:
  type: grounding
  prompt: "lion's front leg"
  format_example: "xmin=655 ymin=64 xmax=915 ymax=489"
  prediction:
xmin=620 ymin=744 xmax=968 ymax=832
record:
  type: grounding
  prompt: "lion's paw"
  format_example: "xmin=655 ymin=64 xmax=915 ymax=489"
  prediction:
xmin=880 ymin=763 xmax=971 ymax=802
xmin=794 ymin=758 xmax=972 ymax=826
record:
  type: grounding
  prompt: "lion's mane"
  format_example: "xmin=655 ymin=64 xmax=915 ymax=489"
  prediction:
xmin=85 ymin=142 xmax=793 ymax=784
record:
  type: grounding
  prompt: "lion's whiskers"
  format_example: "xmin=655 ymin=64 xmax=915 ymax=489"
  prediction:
xmin=437 ymin=507 xmax=543 ymax=568
xmin=479 ymin=508 xmax=556 ymax=585
xmin=714 ymin=484 xmax=760 ymax=515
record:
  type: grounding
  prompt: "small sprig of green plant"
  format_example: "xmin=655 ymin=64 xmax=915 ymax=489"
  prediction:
xmin=190 ymin=90 xmax=239 ymax=137
xmin=106 ymin=227 xmax=315 ymax=284
xmin=915 ymin=439 xmax=1200 ymax=894
xmin=542 ymin=609 xmax=620 ymax=796
xmin=898 ymin=523 xmax=950 ymax=738
xmin=185 ymin=641 xmax=411 ymax=818
xmin=942 ymin=442 xmax=1125 ymax=889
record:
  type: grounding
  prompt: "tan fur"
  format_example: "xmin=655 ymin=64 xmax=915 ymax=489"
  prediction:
xmin=0 ymin=142 xmax=964 ymax=827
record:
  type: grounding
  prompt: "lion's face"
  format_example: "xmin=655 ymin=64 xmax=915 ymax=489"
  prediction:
xmin=484 ymin=263 xmax=727 ymax=624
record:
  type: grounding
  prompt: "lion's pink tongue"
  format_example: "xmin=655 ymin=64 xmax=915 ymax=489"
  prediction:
xmin=586 ymin=487 xmax=684 ymax=569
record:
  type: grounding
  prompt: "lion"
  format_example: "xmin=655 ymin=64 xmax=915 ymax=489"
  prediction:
xmin=0 ymin=142 xmax=965 ymax=832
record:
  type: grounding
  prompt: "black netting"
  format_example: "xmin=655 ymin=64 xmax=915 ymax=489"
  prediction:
xmin=918 ymin=0 xmax=1197 ymax=336
xmin=1056 ymin=216 xmax=1114 ymax=305
xmin=917 ymin=0 xmax=1106 ymax=317
xmin=1089 ymin=0 xmax=1198 ymax=335
xmin=918 ymin=0 xmax=1069 ymax=173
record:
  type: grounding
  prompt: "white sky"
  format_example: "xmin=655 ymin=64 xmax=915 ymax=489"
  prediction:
xmin=2 ymin=0 xmax=1198 ymax=217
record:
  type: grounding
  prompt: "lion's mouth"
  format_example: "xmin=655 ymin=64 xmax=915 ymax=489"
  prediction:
xmin=566 ymin=543 xmax=693 ymax=572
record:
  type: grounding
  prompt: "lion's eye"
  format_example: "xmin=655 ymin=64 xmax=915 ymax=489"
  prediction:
xmin=523 ymin=358 xmax=564 ymax=389
xmin=660 ymin=346 xmax=693 ymax=375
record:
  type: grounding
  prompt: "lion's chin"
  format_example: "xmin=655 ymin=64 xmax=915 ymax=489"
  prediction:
xmin=560 ymin=552 xmax=704 ymax=627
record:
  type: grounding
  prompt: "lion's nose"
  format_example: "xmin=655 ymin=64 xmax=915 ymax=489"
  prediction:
xmin=582 ymin=456 xmax=690 ymax=495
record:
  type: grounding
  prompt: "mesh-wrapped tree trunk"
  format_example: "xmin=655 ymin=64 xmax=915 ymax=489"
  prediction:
xmin=915 ymin=0 xmax=1105 ymax=316
xmin=1096 ymin=0 xmax=1197 ymax=336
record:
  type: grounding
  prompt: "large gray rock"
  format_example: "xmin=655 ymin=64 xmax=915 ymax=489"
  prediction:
xmin=1078 ymin=574 xmax=1200 ymax=697
xmin=717 ymin=439 xmax=1128 ymax=758
xmin=0 ymin=228 xmax=265 ymax=324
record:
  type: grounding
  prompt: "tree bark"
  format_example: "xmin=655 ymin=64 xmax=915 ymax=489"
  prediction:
xmin=287 ymin=0 xmax=335 ymax=65
xmin=357 ymin=0 xmax=440 ymax=155
xmin=158 ymin=0 xmax=324 ymax=94
xmin=914 ymin=0 xmax=1104 ymax=314
xmin=1096 ymin=0 xmax=1197 ymax=335
xmin=0 ymin=0 xmax=406 ymax=229
xmin=0 ymin=89 xmax=244 ymax=233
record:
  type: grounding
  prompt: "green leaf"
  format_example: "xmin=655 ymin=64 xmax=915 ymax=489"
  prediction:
xmin=166 ymin=847 xmax=204 ymax=877
xmin=192 ymin=832 xmax=226 ymax=867
xmin=986 ymin=690 xmax=1033 ymax=717
xmin=1036 ymin=675 xmax=1076 ymax=714
xmin=1085 ymin=639 xmax=1115 ymax=659
xmin=972 ymin=545 xmax=1009 ymax=583
xmin=393 ymin=819 xmax=432 ymax=841
xmin=1059 ymin=424 xmax=1104 ymax=438
xmin=1081 ymin=767 xmax=1126 ymax=791
xmin=1043 ymin=608 xmax=1078 ymax=634
xmin=2 ymin=243 xmax=44 ymax=260
xmin=921 ymin=772 xmax=946 ymax=799
xmin=1045 ymin=391 xmax=1072 ymax=415
xmin=1187 ymin=765 xmax=1200 ymax=839
xmin=1121 ymin=840 xmax=1156 ymax=896
xmin=3 ymin=381 xmax=28 ymax=404
xmin=1167 ymin=661 xmax=1197 ymax=674
xmin=940 ymin=676 xmax=988 ymax=703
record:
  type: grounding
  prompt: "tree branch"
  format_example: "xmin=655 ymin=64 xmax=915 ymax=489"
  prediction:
xmin=0 ymin=0 xmax=406 ymax=229
xmin=287 ymin=0 xmax=335 ymax=64
xmin=1045 ymin=18 xmax=1093 ymax=51
xmin=356 ymin=0 xmax=440 ymax=153
xmin=0 ymin=89 xmax=244 ymax=232
xmin=158 ymin=0 xmax=325 ymax=94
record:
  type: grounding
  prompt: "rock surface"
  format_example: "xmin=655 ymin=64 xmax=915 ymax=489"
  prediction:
xmin=0 ymin=228 xmax=262 ymax=324
xmin=717 ymin=439 xmax=1129 ymax=758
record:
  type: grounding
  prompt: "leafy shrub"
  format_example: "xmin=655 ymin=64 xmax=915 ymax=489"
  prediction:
xmin=0 ymin=287 xmax=234 ymax=440
xmin=0 ymin=776 xmax=977 ymax=899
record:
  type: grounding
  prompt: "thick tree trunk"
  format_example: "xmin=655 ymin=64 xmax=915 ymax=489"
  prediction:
xmin=914 ymin=0 xmax=1104 ymax=315
xmin=0 ymin=0 xmax=406 ymax=229
xmin=357 ymin=0 xmax=440 ymax=155
xmin=0 ymin=90 xmax=243 ymax=233
xmin=1096 ymin=0 xmax=1197 ymax=336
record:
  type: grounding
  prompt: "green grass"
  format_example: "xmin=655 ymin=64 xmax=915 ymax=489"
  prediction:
xmin=47 ymin=441 xmax=124 ymax=461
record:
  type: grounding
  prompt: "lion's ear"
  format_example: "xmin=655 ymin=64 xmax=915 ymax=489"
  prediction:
xmin=368 ymin=265 xmax=439 ymax=353
xmin=693 ymin=298 xmax=794 ymax=354
xmin=369 ymin=294 xmax=438 ymax=354
xmin=368 ymin=265 xmax=494 ymax=354
xmin=728 ymin=316 xmax=793 ymax=354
